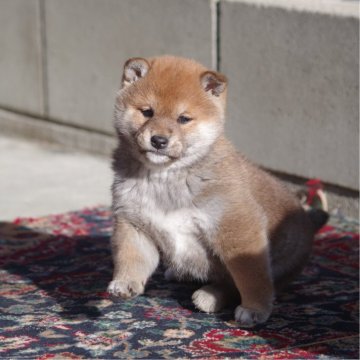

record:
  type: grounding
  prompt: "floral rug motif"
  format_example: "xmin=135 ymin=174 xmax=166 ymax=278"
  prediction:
xmin=0 ymin=207 xmax=358 ymax=359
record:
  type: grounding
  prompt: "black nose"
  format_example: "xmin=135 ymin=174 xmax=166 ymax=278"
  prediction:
xmin=151 ymin=135 xmax=168 ymax=150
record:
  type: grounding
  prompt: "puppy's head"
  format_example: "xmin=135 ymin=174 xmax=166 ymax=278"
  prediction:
xmin=114 ymin=56 xmax=227 ymax=169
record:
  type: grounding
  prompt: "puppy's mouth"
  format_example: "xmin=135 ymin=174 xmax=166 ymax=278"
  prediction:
xmin=141 ymin=150 xmax=178 ymax=165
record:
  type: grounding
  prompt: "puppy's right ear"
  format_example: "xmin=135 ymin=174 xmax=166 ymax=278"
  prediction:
xmin=122 ymin=58 xmax=150 ymax=87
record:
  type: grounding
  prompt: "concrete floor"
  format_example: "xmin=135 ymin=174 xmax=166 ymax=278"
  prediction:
xmin=0 ymin=135 xmax=112 ymax=220
xmin=0 ymin=135 xmax=358 ymax=221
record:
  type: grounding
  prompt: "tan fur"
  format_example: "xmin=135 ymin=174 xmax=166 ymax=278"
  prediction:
xmin=108 ymin=55 xmax=322 ymax=326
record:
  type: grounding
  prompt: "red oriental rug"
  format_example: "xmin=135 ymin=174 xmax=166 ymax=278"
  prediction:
xmin=0 ymin=207 xmax=358 ymax=359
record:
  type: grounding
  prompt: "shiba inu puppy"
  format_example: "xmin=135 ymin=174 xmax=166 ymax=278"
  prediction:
xmin=107 ymin=56 xmax=328 ymax=326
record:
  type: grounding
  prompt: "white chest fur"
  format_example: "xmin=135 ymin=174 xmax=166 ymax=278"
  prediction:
xmin=113 ymin=168 xmax=222 ymax=281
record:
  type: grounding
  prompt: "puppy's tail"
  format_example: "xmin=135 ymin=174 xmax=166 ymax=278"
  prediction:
xmin=296 ymin=178 xmax=329 ymax=232
xmin=307 ymin=208 xmax=329 ymax=232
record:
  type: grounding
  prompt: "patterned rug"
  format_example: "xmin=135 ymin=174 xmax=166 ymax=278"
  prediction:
xmin=0 ymin=207 xmax=358 ymax=359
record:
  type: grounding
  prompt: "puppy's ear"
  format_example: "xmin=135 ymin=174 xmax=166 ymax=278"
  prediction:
xmin=200 ymin=71 xmax=227 ymax=96
xmin=122 ymin=57 xmax=150 ymax=87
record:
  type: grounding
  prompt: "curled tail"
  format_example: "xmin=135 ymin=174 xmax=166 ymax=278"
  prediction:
xmin=297 ymin=178 xmax=329 ymax=232
xmin=307 ymin=208 xmax=329 ymax=232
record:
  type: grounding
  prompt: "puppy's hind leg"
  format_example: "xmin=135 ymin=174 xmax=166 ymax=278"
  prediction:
xmin=192 ymin=282 xmax=239 ymax=313
xmin=108 ymin=217 xmax=159 ymax=299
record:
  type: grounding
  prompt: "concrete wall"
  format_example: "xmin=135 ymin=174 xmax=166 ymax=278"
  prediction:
xmin=0 ymin=0 xmax=358 ymax=190
xmin=221 ymin=0 xmax=359 ymax=190
xmin=0 ymin=0 xmax=44 ymax=115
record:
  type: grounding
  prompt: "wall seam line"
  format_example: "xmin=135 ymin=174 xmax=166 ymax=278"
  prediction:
xmin=39 ymin=0 xmax=49 ymax=117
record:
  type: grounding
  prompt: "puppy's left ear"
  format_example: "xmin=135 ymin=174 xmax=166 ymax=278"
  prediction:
xmin=122 ymin=57 xmax=150 ymax=87
xmin=200 ymin=71 xmax=227 ymax=96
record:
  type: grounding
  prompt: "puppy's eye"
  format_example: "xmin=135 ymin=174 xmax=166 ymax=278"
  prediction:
xmin=177 ymin=115 xmax=192 ymax=124
xmin=140 ymin=108 xmax=154 ymax=118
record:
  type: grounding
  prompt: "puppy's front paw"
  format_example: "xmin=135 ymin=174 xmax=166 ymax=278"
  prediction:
xmin=192 ymin=285 xmax=227 ymax=313
xmin=234 ymin=305 xmax=271 ymax=327
xmin=107 ymin=279 xmax=144 ymax=299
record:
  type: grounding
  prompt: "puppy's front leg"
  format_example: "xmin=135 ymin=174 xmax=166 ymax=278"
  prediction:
xmin=107 ymin=217 xmax=159 ymax=298
xmin=218 ymin=217 xmax=274 ymax=327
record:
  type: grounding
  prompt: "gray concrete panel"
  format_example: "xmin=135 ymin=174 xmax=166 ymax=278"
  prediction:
xmin=220 ymin=0 xmax=359 ymax=190
xmin=45 ymin=0 xmax=213 ymax=134
xmin=0 ymin=0 xmax=44 ymax=115
xmin=0 ymin=109 xmax=116 ymax=157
